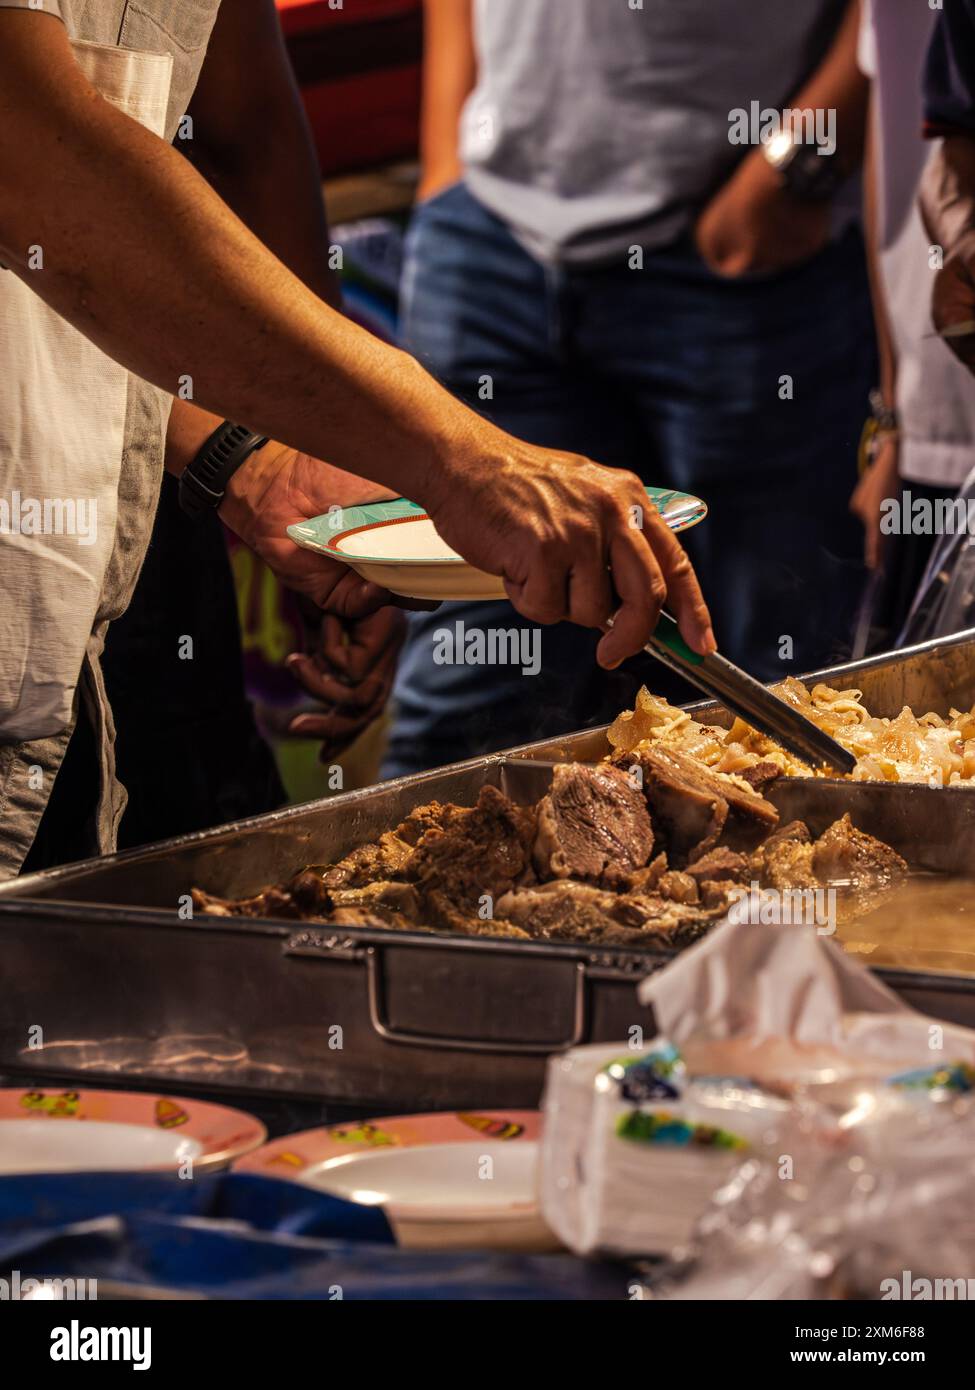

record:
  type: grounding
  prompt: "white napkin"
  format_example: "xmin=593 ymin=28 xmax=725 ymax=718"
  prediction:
xmin=541 ymin=920 xmax=975 ymax=1257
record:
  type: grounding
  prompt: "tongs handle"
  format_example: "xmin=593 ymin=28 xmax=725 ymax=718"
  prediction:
xmin=645 ymin=615 xmax=856 ymax=776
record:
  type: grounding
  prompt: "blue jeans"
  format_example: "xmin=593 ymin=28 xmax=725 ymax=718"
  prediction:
xmin=383 ymin=183 xmax=875 ymax=777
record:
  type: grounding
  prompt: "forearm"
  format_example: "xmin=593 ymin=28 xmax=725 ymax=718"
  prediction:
xmin=419 ymin=0 xmax=476 ymax=197
xmin=696 ymin=0 xmax=869 ymax=276
xmin=0 ymin=17 xmax=465 ymax=510
xmin=786 ymin=0 xmax=869 ymax=173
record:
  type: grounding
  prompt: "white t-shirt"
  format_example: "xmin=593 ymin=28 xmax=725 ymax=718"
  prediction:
xmin=462 ymin=0 xmax=853 ymax=265
xmin=859 ymin=0 xmax=975 ymax=487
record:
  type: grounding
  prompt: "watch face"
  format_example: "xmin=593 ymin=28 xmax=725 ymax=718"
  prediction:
xmin=764 ymin=129 xmax=797 ymax=172
xmin=764 ymin=133 xmax=838 ymax=199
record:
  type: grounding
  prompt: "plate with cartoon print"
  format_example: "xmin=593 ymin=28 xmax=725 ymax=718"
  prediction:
xmin=287 ymin=488 xmax=707 ymax=601
xmin=235 ymin=1109 xmax=553 ymax=1249
xmin=0 ymin=1088 xmax=266 ymax=1175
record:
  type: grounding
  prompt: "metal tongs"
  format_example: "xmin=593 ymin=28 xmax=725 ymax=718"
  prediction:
xmin=645 ymin=613 xmax=856 ymax=775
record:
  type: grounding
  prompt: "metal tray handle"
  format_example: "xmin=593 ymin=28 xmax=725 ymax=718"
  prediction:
xmin=366 ymin=949 xmax=588 ymax=1055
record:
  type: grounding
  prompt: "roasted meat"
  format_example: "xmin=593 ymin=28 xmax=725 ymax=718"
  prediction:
xmin=533 ymin=762 xmax=654 ymax=885
xmin=407 ymin=784 xmax=536 ymax=913
xmin=190 ymin=884 xmax=303 ymax=919
xmin=328 ymin=905 xmax=424 ymax=932
xmin=420 ymin=887 xmax=532 ymax=940
xmin=614 ymin=744 xmax=778 ymax=863
xmin=656 ymin=869 xmax=700 ymax=904
xmin=318 ymin=833 xmax=414 ymax=890
xmin=320 ymin=803 xmax=466 ymax=889
xmin=495 ymin=880 xmax=722 ymax=947
xmin=739 ymin=761 xmax=783 ymax=792
xmin=685 ymin=847 xmax=750 ymax=885
xmin=811 ymin=812 xmax=908 ymax=914
xmin=746 ymin=814 xmax=908 ymax=923
xmin=497 ymin=881 xmax=645 ymax=936
xmin=191 ymin=746 xmax=906 ymax=954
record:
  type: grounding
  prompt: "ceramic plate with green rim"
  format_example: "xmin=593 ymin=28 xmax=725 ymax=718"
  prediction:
xmin=287 ymin=487 xmax=707 ymax=601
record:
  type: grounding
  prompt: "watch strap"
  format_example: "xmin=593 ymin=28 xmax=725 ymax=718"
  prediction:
xmin=179 ymin=422 xmax=269 ymax=521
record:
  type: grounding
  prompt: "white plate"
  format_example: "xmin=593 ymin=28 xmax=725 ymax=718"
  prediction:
xmin=288 ymin=488 xmax=708 ymax=602
xmin=299 ymin=1140 xmax=539 ymax=1223
xmin=0 ymin=1087 xmax=266 ymax=1174
xmin=235 ymin=1109 xmax=555 ymax=1250
xmin=0 ymin=1119 xmax=202 ymax=1175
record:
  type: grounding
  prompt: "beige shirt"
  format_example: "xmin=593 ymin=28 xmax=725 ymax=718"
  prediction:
xmin=0 ymin=0 xmax=221 ymax=875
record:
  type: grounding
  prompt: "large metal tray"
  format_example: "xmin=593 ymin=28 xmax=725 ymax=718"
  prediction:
xmin=4 ymin=627 xmax=975 ymax=907
xmin=1 ymin=630 xmax=974 ymax=1110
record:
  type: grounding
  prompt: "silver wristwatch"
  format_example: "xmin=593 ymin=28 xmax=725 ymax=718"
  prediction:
xmin=763 ymin=127 xmax=843 ymax=201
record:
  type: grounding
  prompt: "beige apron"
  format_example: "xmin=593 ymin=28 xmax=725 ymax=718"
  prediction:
xmin=0 ymin=0 xmax=221 ymax=876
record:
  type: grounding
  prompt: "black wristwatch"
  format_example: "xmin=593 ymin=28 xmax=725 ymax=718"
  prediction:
xmin=763 ymin=129 xmax=843 ymax=201
xmin=178 ymin=421 xmax=269 ymax=521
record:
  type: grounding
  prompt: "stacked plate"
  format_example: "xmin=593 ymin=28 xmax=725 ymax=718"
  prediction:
xmin=539 ymin=1042 xmax=791 ymax=1257
xmin=237 ymin=1110 xmax=554 ymax=1251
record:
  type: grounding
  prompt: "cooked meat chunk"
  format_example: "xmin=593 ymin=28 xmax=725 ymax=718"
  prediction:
xmin=533 ymin=763 xmax=654 ymax=885
xmin=699 ymin=880 xmax=735 ymax=910
xmin=287 ymin=868 xmax=332 ymax=914
xmin=616 ymin=745 xmax=777 ymax=863
xmin=620 ymin=852 xmax=668 ymax=894
xmin=748 ymin=815 xmax=907 ymax=921
xmin=617 ymin=746 xmax=726 ymax=863
xmin=618 ymin=894 xmax=727 ymax=947
xmin=685 ymin=847 xmax=750 ymax=885
xmin=191 ymin=872 xmax=422 ymax=925
xmin=417 ymin=887 xmax=530 ymax=939
xmin=496 ymin=880 xmax=722 ymax=947
xmin=811 ymin=814 xmax=908 ymax=898
xmin=545 ymin=920 xmax=676 ymax=949
xmin=764 ymin=819 xmax=812 ymax=849
xmin=543 ymin=894 xmax=721 ymax=949
xmin=395 ymin=801 xmax=473 ymax=846
xmin=320 ymin=830 xmax=414 ymax=889
xmin=320 ymin=803 xmax=473 ymax=890
xmin=657 ymin=869 xmax=700 ymax=905
xmin=751 ymin=837 xmax=818 ymax=893
xmin=190 ymin=884 xmax=303 ymax=919
xmin=407 ymin=785 xmax=536 ymax=912
xmin=739 ymin=761 xmax=783 ymax=792
xmin=330 ymin=881 xmax=421 ymax=917
xmin=328 ymin=905 xmax=426 ymax=932
xmin=497 ymin=881 xmax=642 ymax=937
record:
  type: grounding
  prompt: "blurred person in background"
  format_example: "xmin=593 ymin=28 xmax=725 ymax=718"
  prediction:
xmin=849 ymin=0 xmax=975 ymax=652
xmin=922 ymin=0 xmax=975 ymax=366
xmin=889 ymin=0 xmax=975 ymax=643
xmin=384 ymin=0 xmax=876 ymax=779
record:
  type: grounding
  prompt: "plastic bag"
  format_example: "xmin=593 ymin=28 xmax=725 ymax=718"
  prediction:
xmin=653 ymin=1073 xmax=975 ymax=1300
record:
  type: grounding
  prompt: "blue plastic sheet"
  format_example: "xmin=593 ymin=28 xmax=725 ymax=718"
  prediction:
xmin=0 ymin=1172 xmax=626 ymax=1300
